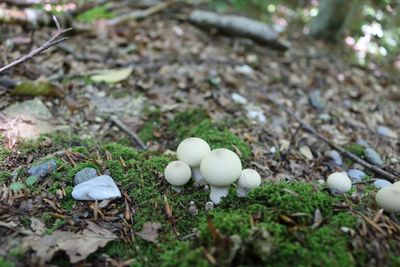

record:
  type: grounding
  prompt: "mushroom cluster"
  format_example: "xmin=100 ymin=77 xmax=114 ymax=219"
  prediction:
xmin=325 ymin=171 xmax=400 ymax=214
xmin=164 ymin=137 xmax=261 ymax=204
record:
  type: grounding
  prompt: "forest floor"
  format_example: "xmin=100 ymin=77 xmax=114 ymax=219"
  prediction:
xmin=0 ymin=1 xmax=400 ymax=267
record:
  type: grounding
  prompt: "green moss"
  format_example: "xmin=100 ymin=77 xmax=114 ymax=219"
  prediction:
xmin=245 ymin=182 xmax=335 ymax=219
xmin=102 ymin=143 xmax=139 ymax=160
xmin=160 ymin=241 xmax=210 ymax=267
xmin=77 ymin=4 xmax=114 ymax=22
xmin=169 ymin=108 xmax=210 ymax=138
xmin=104 ymin=241 xmax=136 ymax=260
xmin=186 ymin=120 xmax=251 ymax=161
xmin=0 ymin=257 xmax=15 ymax=267
xmin=139 ymin=109 xmax=163 ymax=142
xmin=45 ymin=218 xmax=66 ymax=235
xmin=61 ymin=186 xmax=74 ymax=211
xmin=0 ymin=171 xmax=11 ymax=183
xmin=344 ymin=144 xmax=365 ymax=158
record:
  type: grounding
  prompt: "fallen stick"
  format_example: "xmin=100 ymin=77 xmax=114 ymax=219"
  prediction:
xmin=260 ymin=95 xmax=398 ymax=182
xmin=0 ymin=16 xmax=71 ymax=74
xmin=189 ymin=10 xmax=289 ymax=50
xmin=109 ymin=116 xmax=147 ymax=150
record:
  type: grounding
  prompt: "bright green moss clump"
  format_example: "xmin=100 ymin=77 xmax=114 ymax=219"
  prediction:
xmin=344 ymin=143 xmax=366 ymax=158
xmin=0 ymin=171 xmax=11 ymax=183
xmin=185 ymin=120 xmax=251 ymax=161
xmin=160 ymin=241 xmax=210 ymax=267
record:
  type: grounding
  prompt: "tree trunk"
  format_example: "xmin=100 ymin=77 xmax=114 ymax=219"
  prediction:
xmin=309 ymin=0 xmax=356 ymax=42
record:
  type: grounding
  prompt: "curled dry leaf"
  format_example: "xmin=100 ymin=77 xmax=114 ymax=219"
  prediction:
xmin=136 ymin=222 xmax=162 ymax=243
xmin=24 ymin=221 xmax=117 ymax=265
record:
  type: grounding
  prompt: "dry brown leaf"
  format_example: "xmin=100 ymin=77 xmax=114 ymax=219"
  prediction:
xmin=136 ymin=222 xmax=162 ymax=243
xmin=25 ymin=221 xmax=117 ymax=265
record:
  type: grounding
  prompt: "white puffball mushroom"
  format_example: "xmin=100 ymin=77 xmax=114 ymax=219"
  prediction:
xmin=375 ymin=187 xmax=400 ymax=213
xmin=200 ymin=148 xmax=242 ymax=204
xmin=177 ymin=137 xmax=211 ymax=186
xmin=237 ymin=169 xmax=261 ymax=197
xmin=164 ymin=161 xmax=191 ymax=192
xmin=393 ymin=181 xmax=400 ymax=188
xmin=326 ymin=172 xmax=352 ymax=194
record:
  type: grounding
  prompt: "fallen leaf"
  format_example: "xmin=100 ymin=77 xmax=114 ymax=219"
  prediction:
xmin=11 ymin=81 xmax=63 ymax=97
xmin=90 ymin=67 xmax=133 ymax=83
xmin=136 ymin=222 xmax=162 ymax=243
xmin=25 ymin=221 xmax=117 ymax=264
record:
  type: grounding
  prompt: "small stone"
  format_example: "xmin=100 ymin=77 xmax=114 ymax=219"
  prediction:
xmin=318 ymin=113 xmax=331 ymax=122
xmin=73 ymin=167 xmax=98 ymax=185
xmin=325 ymin=150 xmax=342 ymax=166
xmin=231 ymin=93 xmax=248 ymax=104
xmin=235 ymin=64 xmax=254 ymax=75
xmin=377 ymin=126 xmax=397 ymax=139
xmin=27 ymin=160 xmax=57 ymax=179
xmin=373 ymin=179 xmax=392 ymax=189
xmin=246 ymin=105 xmax=267 ymax=124
xmin=205 ymin=201 xmax=214 ymax=211
xmin=364 ymin=148 xmax=384 ymax=166
xmin=299 ymin=146 xmax=313 ymax=160
xmin=308 ymin=90 xmax=325 ymax=111
xmin=72 ymin=175 xmax=121 ymax=201
xmin=347 ymin=169 xmax=366 ymax=183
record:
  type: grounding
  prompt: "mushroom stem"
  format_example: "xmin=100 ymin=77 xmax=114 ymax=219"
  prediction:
xmin=209 ymin=185 xmax=230 ymax=204
xmin=236 ymin=186 xmax=249 ymax=197
xmin=192 ymin=167 xmax=205 ymax=186
xmin=171 ymin=185 xmax=184 ymax=193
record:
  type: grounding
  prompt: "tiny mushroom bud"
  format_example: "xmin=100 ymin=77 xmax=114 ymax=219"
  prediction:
xmin=237 ymin=169 xmax=261 ymax=197
xmin=177 ymin=137 xmax=211 ymax=186
xmin=375 ymin=187 xmax=400 ymax=213
xmin=200 ymin=148 xmax=242 ymax=204
xmin=327 ymin=172 xmax=352 ymax=194
xmin=164 ymin=160 xmax=191 ymax=192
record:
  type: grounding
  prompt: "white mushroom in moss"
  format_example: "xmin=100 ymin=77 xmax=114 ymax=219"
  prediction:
xmin=375 ymin=187 xmax=400 ymax=213
xmin=200 ymin=148 xmax=242 ymax=204
xmin=177 ymin=137 xmax=211 ymax=186
xmin=164 ymin=160 xmax=191 ymax=192
xmin=237 ymin=169 xmax=261 ymax=197
xmin=326 ymin=172 xmax=352 ymax=194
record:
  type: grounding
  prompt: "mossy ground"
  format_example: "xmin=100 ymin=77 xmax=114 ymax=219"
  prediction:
xmin=0 ymin=111 xmax=394 ymax=267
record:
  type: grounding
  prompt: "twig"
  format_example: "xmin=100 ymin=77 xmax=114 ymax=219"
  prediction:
xmin=0 ymin=16 xmax=72 ymax=74
xmin=261 ymin=95 xmax=398 ymax=182
xmin=109 ymin=116 xmax=147 ymax=150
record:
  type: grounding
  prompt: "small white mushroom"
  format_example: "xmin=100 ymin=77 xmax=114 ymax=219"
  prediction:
xmin=326 ymin=172 xmax=352 ymax=194
xmin=375 ymin=187 xmax=400 ymax=213
xmin=200 ymin=148 xmax=242 ymax=204
xmin=164 ymin=160 xmax=191 ymax=192
xmin=237 ymin=169 xmax=261 ymax=197
xmin=393 ymin=181 xmax=400 ymax=188
xmin=177 ymin=137 xmax=211 ymax=186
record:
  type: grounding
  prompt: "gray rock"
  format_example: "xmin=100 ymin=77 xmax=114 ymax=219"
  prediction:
xmin=73 ymin=167 xmax=98 ymax=185
xmin=377 ymin=126 xmax=397 ymax=139
xmin=364 ymin=148 xmax=384 ymax=166
xmin=325 ymin=150 xmax=342 ymax=166
xmin=72 ymin=175 xmax=121 ymax=201
xmin=27 ymin=160 xmax=57 ymax=178
xmin=347 ymin=169 xmax=366 ymax=182
xmin=308 ymin=90 xmax=325 ymax=111
xmin=373 ymin=179 xmax=392 ymax=189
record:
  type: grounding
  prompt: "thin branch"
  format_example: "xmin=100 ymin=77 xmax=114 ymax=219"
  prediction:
xmin=109 ymin=116 xmax=147 ymax=150
xmin=261 ymin=95 xmax=398 ymax=183
xmin=0 ymin=16 xmax=72 ymax=74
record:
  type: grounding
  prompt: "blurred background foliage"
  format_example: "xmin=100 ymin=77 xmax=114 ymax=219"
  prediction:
xmin=208 ymin=0 xmax=400 ymax=71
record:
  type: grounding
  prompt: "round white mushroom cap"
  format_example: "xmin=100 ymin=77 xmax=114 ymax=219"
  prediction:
xmin=375 ymin=187 xmax=400 ymax=212
xmin=164 ymin=161 xmax=191 ymax=186
xmin=326 ymin=172 xmax=352 ymax=193
xmin=200 ymin=148 xmax=242 ymax=187
xmin=393 ymin=181 xmax=400 ymax=188
xmin=238 ymin=169 xmax=261 ymax=189
xmin=177 ymin=137 xmax=211 ymax=167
